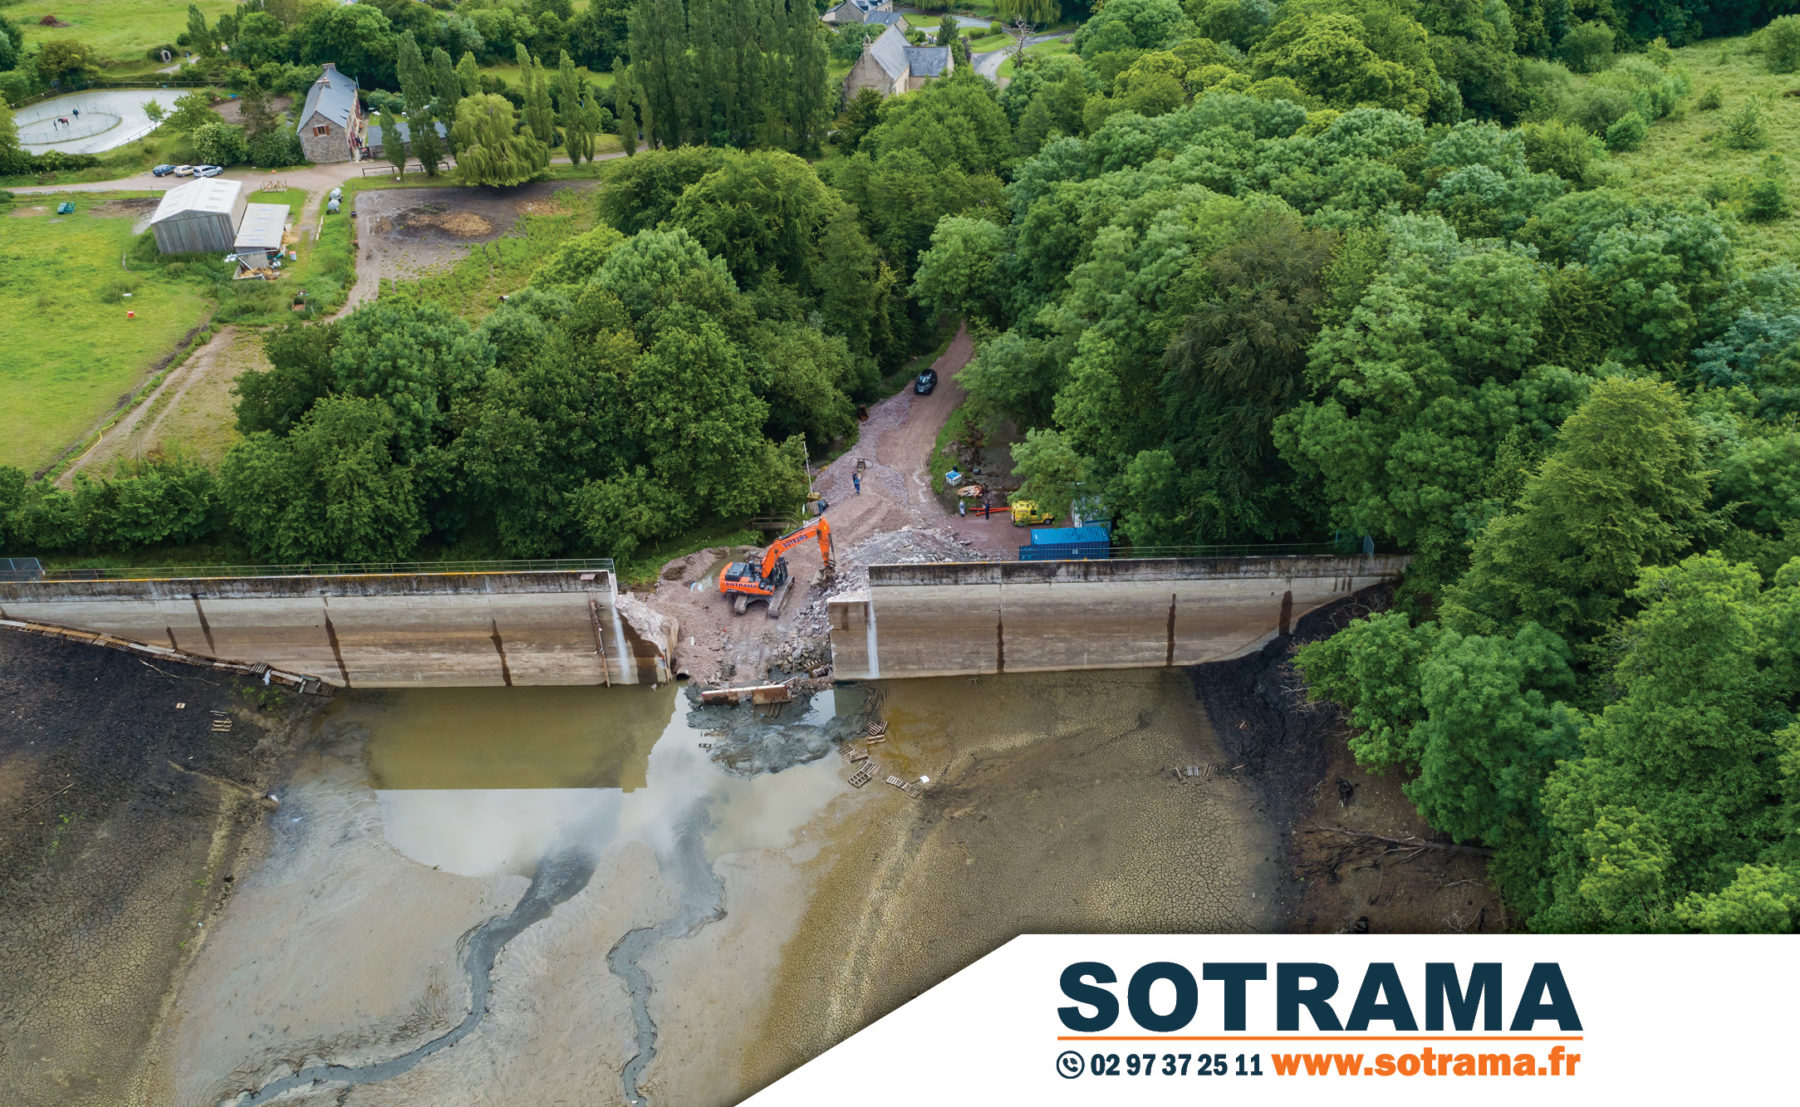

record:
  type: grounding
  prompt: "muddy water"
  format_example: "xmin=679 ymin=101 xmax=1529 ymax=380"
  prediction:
xmin=157 ymin=670 xmax=1278 ymax=1107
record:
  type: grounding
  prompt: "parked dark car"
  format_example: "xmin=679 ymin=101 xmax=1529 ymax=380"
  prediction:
xmin=151 ymin=164 xmax=175 ymax=176
xmin=915 ymin=368 xmax=938 ymax=394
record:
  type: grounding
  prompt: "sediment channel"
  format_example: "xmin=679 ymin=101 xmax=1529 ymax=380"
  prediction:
xmin=232 ymin=851 xmax=597 ymax=1105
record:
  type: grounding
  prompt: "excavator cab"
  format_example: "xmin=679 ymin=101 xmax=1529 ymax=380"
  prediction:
xmin=719 ymin=518 xmax=832 ymax=617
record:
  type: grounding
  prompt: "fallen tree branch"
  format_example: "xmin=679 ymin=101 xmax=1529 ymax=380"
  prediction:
xmin=1303 ymin=825 xmax=1495 ymax=858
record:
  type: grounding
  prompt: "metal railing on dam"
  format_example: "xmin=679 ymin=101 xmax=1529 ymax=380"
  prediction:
xmin=0 ymin=560 xmax=671 ymax=689
xmin=827 ymin=554 xmax=1409 ymax=681
xmin=14 ymin=557 xmax=616 ymax=583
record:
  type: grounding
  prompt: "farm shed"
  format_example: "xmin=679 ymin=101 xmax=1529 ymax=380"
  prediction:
xmin=233 ymin=202 xmax=291 ymax=268
xmin=149 ymin=178 xmax=247 ymax=255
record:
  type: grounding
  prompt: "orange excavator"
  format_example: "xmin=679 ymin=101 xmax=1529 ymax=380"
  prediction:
xmin=718 ymin=517 xmax=835 ymax=617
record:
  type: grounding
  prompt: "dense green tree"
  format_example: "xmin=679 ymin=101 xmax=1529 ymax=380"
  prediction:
xmin=668 ymin=150 xmax=841 ymax=290
xmin=328 ymin=299 xmax=497 ymax=456
xmin=592 ymin=226 xmax=737 ymax=327
xmin=162 ymin=90 xmax=221 ymax=135
xmin=1537 ymin=555 xmax=1800 ymax=930
xmin=431 ymin=47 xmax=463 ymax=131
xmin=1405 ymin=622 xmax=1581 ymax=847
xmin=298 ymin=3 xmax=398 ymax=88
xmin=192 ymin=122 xmax=248 ymax=165
xmin=1159 ymin=211 xmax=1336 ymax=539
xmin=1072 ymin=0 xmax=1197 ymax=55
xmin=911 ymin=216 xmax=1012 ymax=326
xmin=1273 ymin=218 xmax=1583 ymax=569
xmin=599 ymin=146 xmax=727 ymax=232
xmin=378 ymin=108 xmax=409 ymax=173
xmin=629 ymin=313 xmax=789 ymax=518
xmin=1441 ymin=378 xmax=1713 ymax=641
xmin=1248 ymin=3 xmax=1437 ymax=115
xmin=221 ymin=396 xmax=425 ymax=563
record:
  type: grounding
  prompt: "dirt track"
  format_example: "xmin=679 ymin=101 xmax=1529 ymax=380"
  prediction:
xmin=58 ymin=325 xmax=263 ymax=484
xmin=646 ymin=325 xmax=998 ymax=684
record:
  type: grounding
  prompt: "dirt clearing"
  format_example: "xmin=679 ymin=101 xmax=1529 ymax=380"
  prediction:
xmin=342 ymin=181 xmax=595 ymax=314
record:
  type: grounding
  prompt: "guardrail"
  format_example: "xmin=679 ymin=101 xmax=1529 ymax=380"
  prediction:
xmin=20 ymin=557 xmax=617 ymax=583
xmin=1102 ymin=543 xmax=1366 ymax=559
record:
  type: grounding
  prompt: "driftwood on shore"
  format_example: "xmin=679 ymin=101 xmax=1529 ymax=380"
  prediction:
xmin=1303 ymin=825 xmax=1495 ymax=859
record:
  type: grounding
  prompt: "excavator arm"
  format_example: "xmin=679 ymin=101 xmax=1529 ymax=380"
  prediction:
xmin=759 ymin=517 xmax=834 ymax=579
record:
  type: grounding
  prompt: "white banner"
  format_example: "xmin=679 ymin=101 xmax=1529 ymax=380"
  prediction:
xmin=745 ymin=934 xmax=1797 ymax=1104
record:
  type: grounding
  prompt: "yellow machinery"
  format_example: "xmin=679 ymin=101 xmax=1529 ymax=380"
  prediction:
xmin=1009 ymin=500 xmax=1056 ymax=527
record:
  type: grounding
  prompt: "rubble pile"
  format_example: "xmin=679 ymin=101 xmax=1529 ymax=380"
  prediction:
xmin=764 ymin=526 xmax=987 ymax=677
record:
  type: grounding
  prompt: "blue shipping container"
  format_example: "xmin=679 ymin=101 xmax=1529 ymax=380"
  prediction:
xmin=1018 ymin=526 xmax=1111 ymax=561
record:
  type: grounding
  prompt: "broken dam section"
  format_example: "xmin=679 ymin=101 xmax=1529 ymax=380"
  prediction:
xmin=825 ymin=554 xmax=1409 ymax=680
xmin=0 ymin=564 xmax=677 ymax=688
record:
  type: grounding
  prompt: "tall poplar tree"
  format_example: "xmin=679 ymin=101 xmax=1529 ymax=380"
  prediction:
xmin=431 ymin=47 xmax=462 ymax=127
xmin=558 ymin=52 xmax=592 ymax=164
xmin=518 ymin=45 xmax=558 ymax=148
xmin=614 ymin=60 xmax=640 ymax=155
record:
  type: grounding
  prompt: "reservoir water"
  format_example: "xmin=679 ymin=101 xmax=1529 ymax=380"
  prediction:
xmin=160 ymin=671 xmax=1279 ymax=1106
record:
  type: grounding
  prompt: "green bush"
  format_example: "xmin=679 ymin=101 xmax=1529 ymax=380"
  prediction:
xmin=1745 ymin=156 xmax=1789 ymax=221
xmin=1521 ymin=119 xmax=1604 ymax=182
xmin=1763 ymin=14 xmax=1800 ymax=74
xmin=1605 ymin=110 xmax=1648 ymax=152
xmin=1697 ymin=84 xmax=1723 ymax=110
xmin=1557 ymin=20 xmax=1616 ymax=74
xmin=192 ymin=122 xmax=248 ymax=166
xmin=1721 ymin=98 xmax=1768 ymax=150
xmin=247 ymin=129 xmax=306 ymax=169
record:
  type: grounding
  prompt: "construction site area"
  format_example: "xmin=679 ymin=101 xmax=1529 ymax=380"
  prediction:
xmin=0 ymin=329 xmax=1500 ymax=1107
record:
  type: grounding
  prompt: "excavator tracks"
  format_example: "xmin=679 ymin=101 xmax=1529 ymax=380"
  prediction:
xmin=767 ymin=578 xmax=794 ymax=618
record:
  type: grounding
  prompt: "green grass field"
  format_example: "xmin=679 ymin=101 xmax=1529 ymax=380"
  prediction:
xmin=999 ymin=36 xmax=1072 ymax=77
xmin=22 ymin=0 xmax=239 ymax=68
xmin=1603 ymin=34 xmax=1800 ymax=271
xmin=0 ymin=196 xmax=212 ymax=471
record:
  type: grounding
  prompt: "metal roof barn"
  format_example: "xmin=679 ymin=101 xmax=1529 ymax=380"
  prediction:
xmin=149 ymin=178 xmax=247 ymax=255
xmin=233 ymin=202 xmax=290 ymax=265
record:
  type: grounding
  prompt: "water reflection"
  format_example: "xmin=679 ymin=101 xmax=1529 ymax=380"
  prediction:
xmin=324 ymin=685 xmax=853 ymax=878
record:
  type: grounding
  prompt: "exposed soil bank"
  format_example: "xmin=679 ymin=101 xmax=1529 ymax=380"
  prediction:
xmin=0 ymin=630 xmax=320 ymax=1107
xmin=739 ymin=667 xmax=1282 ymax=1101
xmin=1191 ymin=588 xmax=1508 ymax=935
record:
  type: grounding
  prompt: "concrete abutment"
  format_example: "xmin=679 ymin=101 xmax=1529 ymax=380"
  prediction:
xmin=0 ymin=569 xmax=675 ymax=688
xmin=826 ymin=555 xmax=1408 ymax=680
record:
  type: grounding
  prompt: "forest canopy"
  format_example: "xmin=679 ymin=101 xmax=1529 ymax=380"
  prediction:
xmin=7 ymin=0 xmax=1800 ymax=931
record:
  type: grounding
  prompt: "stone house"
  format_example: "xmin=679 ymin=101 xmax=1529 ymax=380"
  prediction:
xmin=844 ymin=25 xmax=954 ymax=100
xmin=295 ymin=62 xmax=367 ymax=164
xmin=822 ymin=0 xmax=895 ymax=26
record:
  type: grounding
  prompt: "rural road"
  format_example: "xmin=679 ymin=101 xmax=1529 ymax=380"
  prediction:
xmin=647 ymin=323 xmax=1012 ymax=682
xmin=973 ymin=32 xmax=1070 ymax=79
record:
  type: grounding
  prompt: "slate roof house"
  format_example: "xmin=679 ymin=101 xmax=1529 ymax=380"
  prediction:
xmin=844 ymin=25 xmax=954 ymax=99
xmin=822 ymin=0 xmax=896 ymax=25
xmin=366 ymin=119 xmax=451 ymax=160
xmin=295 ymin=63 xmax=367 ymax=163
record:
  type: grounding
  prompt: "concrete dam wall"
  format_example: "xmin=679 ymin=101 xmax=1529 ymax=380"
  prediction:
xmin=0 ymin=570 xmax=676 ymax=688
xmin=826 ymin=555 xmax=1407 ymax=680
